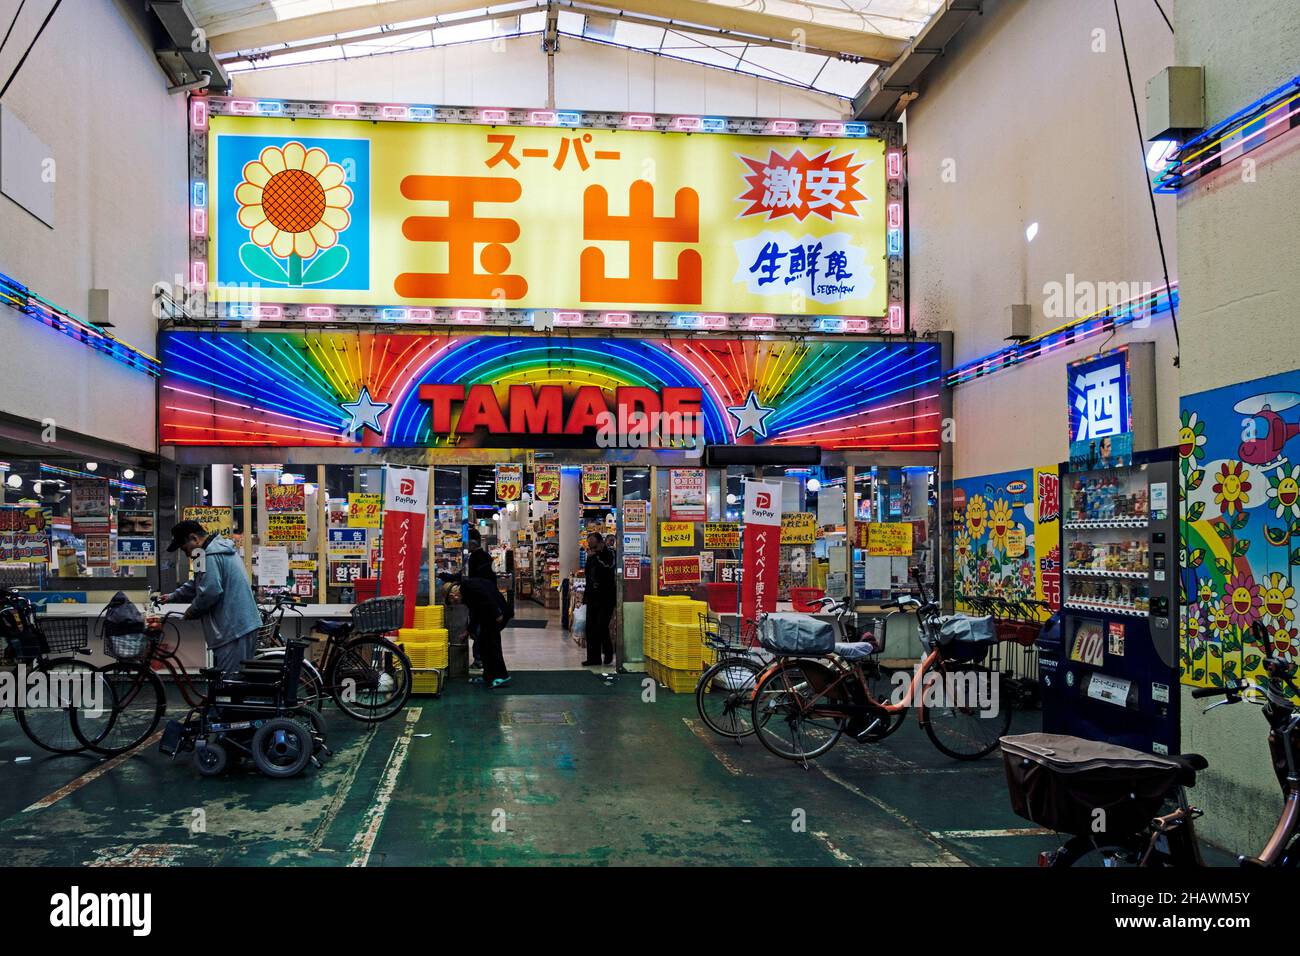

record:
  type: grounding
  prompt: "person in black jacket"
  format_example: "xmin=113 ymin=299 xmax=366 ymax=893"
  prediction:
xmin=443 ymin=576 xmax=512 ymax=689
xmin=582 ymin=531 xmax=618 ymax=666
xmin=437 ymin=530 xmax=496 ymax=670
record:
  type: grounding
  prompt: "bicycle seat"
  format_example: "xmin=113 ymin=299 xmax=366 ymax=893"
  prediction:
xmin=315 ymin=619 xmax=351 ymax=637
xmin=834 ymin=642 xmax=877 ymax=661
xmin=1171 ymin=752 xmax=1208 ymax=786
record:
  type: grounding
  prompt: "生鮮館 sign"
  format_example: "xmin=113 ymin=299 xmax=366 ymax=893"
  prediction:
xmin=206 ymin=115 xmax=888 ymax=316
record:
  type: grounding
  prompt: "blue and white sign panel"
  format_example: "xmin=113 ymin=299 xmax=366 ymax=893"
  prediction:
xmin=1068 ymin=348 xmax=1131 ymax=443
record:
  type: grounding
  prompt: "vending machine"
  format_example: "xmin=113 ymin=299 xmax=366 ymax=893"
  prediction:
xmin=1038 ymin=446 xmax=1181 ymax=755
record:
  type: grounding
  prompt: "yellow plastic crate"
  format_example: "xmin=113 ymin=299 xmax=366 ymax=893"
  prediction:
xmin=409 ymin=667 xmax=444 ymax=695
xmin=402 ymin=641 xmax=449 ymax=669
xmin=413 ymin=605 xmax=445 ymax=628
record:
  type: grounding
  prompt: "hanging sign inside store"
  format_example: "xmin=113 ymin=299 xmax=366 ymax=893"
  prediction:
xmin=661 ymin=556 xmax=702 ymax=587
xmin=623 ymin=499 xmax=648 ymax=533
xmin=265 ymin=484 xmax=306 ymax=513
xmin=703 ymin=521 xmax=740 ymax=548
xmin=534 ymin=465 xmax=561 ymax=502
xmin=289 ymin=556 xmax=318 ymax=572
xmin=115 ymin=537 xmax=156 ymax=566
xmin=660 ymin=521 xmax=695 ymax=548
xmin=0 ymin=505 xmax=49 ymax=563
xmin=379 ymin=466 xmax=429 ymax=628
xmin=329 ymin=499 xmax=349 ymax=526
xmin=495 ymin=463 xmax=523 ymax=502
xmin=621 ymin=532 xmax=644 ymax=556
xmin=182 ymin=505 xmax=234 ymax=537
xmin=669 ymin=469 xmax=707 ymax=521
xmin=717 ymin=559 xmax=741 ymax=584
xmin=266 ymin=513 xmax=307 ymax=542
xmin=700 ymin=551 xmax=715 ymax=573
xmin=623 ymin=556 xmax=642 ymax=581
xmin=347 ymin=493 xmax=382 ymax=527
xmin=780 ymin=512 xmax=816 ymax=545
xmin=330 ymin=560 xmax=369 ymax=585
xmin=118 ymin=511 xmax=155 ymax=536
xmin=581 ymin=465 xmax=609 ymax=504
xmin=328 ymin=527 xmax=367 ymax=559
xmin=742 ymin=480 xmax=782 ymax=621
xmin=867 ymin=522 xmax=912 ymax=556
xmin=160 ymin=332 xmax=941 ymax=452
xmin=70 ymin=478 xmax=110 ymax=536
xmin=206 ymin=117 xmax=887 ymax=316
xmin=292 ymin=569 xmax=315 ymax=598
xmin=85 ymin=534 xmax=111 ymax=568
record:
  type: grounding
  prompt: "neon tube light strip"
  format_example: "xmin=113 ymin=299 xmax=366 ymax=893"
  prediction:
xmin=944 ymin=283 xmax=1178 ymax=388
xmin=1153 ymin=74 xmax=1300 ymax=193
xmin=0 ymin=272 xmax=161 ymax=377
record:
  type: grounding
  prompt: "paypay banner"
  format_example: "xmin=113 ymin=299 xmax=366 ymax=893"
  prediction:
xmin=208 ymin=116 xmax=887 ymax=316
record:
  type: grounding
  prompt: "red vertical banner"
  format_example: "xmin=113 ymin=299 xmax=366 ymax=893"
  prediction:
xmin=741 ymin=480 xmax=782 ymax=624
xmin=379 ymin=466 xmax=429 ymax=628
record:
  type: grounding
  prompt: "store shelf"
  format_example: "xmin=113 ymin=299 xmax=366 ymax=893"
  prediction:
xmin=1063 ymin=600 xmax=1149 ymax=618
xmin=1065 ymin=567 xmax=1148 ymax=580
xmin=1064 ymin=518 xmax=1149 ymax=531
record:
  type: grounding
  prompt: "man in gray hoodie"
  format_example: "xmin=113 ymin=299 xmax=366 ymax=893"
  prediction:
xmin=162 ymin=520 xmax=263 ymax=675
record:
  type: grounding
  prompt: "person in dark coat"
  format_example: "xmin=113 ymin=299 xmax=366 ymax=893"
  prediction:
xmin=444 ymin=577 xmax=512 ymax=689
xmin=582 ymin=531 xmax=618 ymax=666
xmin=437 ymin=529 xmax=496 ymax=670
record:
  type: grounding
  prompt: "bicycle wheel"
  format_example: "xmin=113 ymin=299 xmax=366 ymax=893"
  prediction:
xmin=255 ymin=647 xmax=325 ymax=710
xmin=922 ymin=660 xmax=1011 ymax=760
xmin=14 ymin=658 xmax=102 ymax=755
xmin=857 ymin=660 xmax=906 ymax=742
xmin=73 ymin=662 xmax=166 ymax=756
xmin=750 ymin=658 xmax=848 ymax=761
xmin=1052 ymin=834 xmax=1148 ymax=867
xmin=327 ymin=636 xmax=411 ymax=722
xmin=695 ymin=656 xmax=763 ymax=738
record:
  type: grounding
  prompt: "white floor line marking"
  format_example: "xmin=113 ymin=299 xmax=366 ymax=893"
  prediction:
xmin=681 ymin=717 xmax=743 ymax=776
xmin=812 ymin=830 xmax=857 ymax=865
xmin=931 ymin=827 xmax=1051 ymax=839
xmin=309 ymin=723 xmax=381 ymax=850
xmin=347 ymin=708 xmax=421 ymax=867
xmin=813 ymin=763 xmax=968 ymax=867
xmin=22 ymin=730 xmax=163 ymax=814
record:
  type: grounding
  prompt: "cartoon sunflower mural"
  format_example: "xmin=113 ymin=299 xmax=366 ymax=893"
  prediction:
xmin=235 ymin=142 xmax=353 ymax=287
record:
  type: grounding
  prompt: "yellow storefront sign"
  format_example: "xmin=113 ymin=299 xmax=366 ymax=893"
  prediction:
xmin=780 ymin=512 xmax=816 ymax=545
xmin=266 ymin=513 xmax=307 ymax=542
xmin=867 ymin=522 xmax=912 ymax=556
xmin=347 ymin=493 xmax=382 ymax=528
xmin=660 ymin=521 xmax=696 ymax=548
xmin=182 ymin=506 xmax=234 ymax=537
xmin=703 ymin=521 xmax=740 ymax=548
xmin=209 ymin=116 xmax=887 ymax=317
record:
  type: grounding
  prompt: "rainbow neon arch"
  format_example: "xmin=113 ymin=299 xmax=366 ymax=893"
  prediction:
xmin=159 ymin=331 xmax=941 ymax=450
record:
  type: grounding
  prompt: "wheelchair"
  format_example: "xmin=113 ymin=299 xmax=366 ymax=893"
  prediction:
xmin=160 ymin=630 xmax=330 ymax=778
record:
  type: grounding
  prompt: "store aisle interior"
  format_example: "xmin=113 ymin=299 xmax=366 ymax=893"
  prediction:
xmin=500 ymin=605 xmax=594 ymax=671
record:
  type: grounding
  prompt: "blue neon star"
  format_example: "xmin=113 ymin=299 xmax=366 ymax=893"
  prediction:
xmin=727 ymin=391 xmax=776 ymax=439
xmin=340 ymin=386 xmax=390 ymax=436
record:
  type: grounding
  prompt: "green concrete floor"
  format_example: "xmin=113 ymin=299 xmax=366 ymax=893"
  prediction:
xmin=0 ymin=673 xmax=1071 ymax=866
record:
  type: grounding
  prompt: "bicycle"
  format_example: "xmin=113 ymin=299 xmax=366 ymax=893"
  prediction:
xmin=696 ymin=599 xmax=902 ymax=742
xmin=749 ymin=569 xmax=1011 ymax=764
xmin=1 ymin=588 xmax=107 ymax=755
xmin=1013 ymin=636 xmax=1300 ymax=867
xmin=257 ymin=595 xmax=413 ymax=723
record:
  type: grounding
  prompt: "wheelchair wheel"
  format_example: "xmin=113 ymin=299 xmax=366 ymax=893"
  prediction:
xmin=251 ymin=717 xmax=312 ymax=778
xmin=194 ymin=739 xmax=228 ymax=777
xmin=296 ymin=707 xmax=329 ymax=761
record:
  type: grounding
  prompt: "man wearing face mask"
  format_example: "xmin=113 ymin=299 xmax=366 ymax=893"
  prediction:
xmin=159 ymin=520 xmax=262 ymax=675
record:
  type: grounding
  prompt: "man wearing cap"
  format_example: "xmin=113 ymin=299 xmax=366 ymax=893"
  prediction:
xmin=161 ymin=520 xmax=262 ymax=675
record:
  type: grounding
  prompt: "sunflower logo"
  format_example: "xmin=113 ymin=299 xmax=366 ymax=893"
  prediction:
xmin=1225 ymin=572 xmax=1263 ymax=630
xmin=235 ymin=142 xmax=353 ymax=287
xmin=1261 ymin=571 xmax=1297 ymax=627
xmin=1178 ymin=410 xmax=1206 ymax=462
xmin=954 ymin=531 xmax=971 ymax=563
xmin=988 ymin=498 xmax=1013 ymax=552
xmin=1267 ymin=464 xmax=1300 ymax=519
xmin=1212 ymin=461 xmax=1252 ymax=517
xmin=965 ymin=495 xmax=987 ymax=539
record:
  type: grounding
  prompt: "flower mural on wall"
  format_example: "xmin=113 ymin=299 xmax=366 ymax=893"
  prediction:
xmin=988 ymin=498 xmax=1014 ymax=552
xmin=949 ymin=469 xmax=1055 ymax=610
xmin=1181 ymin=374 xmax=1300 ymax=690
xmin=965 ymin=495 xmax=987 ymax=538
xmin=235 ymin=142 xmax=354 ymax=287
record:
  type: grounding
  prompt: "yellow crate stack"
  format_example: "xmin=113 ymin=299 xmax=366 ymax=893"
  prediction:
xmin=399 ymin=605 xmax=448 ymax=695
xmin=643 ymin=595 xmax=707 ymax=692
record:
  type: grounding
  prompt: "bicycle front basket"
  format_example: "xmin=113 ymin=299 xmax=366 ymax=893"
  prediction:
xmin=351 ymin=595 xmax=405 ymax=634
xmin=35 ymin=616 xmax=89 ymax=655
xmin=103 ymin=630 xmax=158 ymax=661
xmin=1000 ymin=733 xmax=1181 ymax=837
xmin=757 ymin=613 xmax=836 ymax=655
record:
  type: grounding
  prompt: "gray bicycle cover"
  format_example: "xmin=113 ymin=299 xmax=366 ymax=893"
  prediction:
xmin=758 ymin=613 xmax=836 ymax=654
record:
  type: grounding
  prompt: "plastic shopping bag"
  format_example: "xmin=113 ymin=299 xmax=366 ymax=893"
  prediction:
xmin=573 ymin=603 xmax=587 ymax=638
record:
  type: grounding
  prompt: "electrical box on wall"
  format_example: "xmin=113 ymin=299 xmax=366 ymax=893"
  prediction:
xmin=1006 ymin=304 xmax=1032 ymax=341
xmin=1146 ymin=66 xmax=1205 ymax=140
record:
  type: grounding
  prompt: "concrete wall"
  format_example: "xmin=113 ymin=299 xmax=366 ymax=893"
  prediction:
xmin=231 ymin=35 xmax=846 ymax=119
xmin=1173 ymin=0 xmax=1300 ymax=854
xmin=906 ymin=0 xmax=1179 ymax=478
xmin=0 ymin=0 xmax=186 ymax=454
